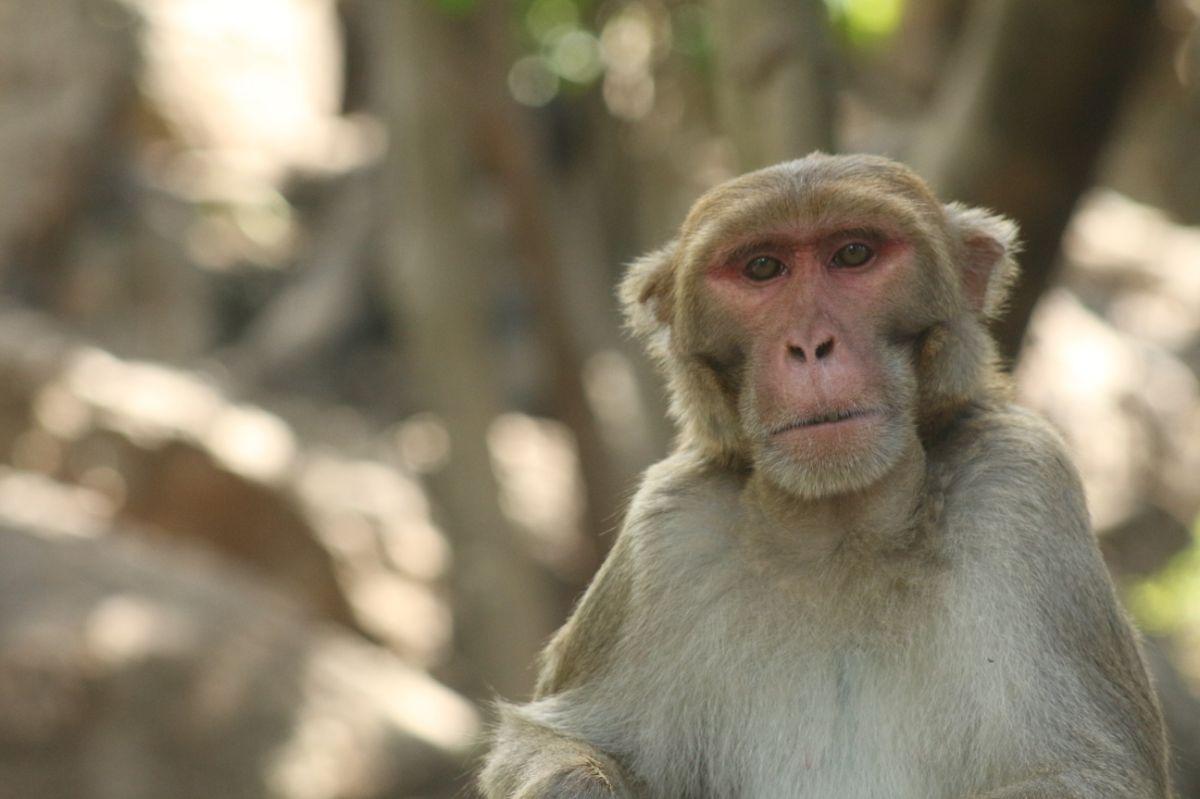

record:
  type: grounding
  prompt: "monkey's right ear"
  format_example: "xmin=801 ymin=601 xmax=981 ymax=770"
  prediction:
xmin=944 ymin=203 xmax=1021 ymax=320
xmin=619 ymin=240 xmax=678 ymax=350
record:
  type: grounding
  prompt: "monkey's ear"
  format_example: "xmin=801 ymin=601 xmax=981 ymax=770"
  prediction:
xmin=944 ymin=203 xmax=1021 ymax=319
xmin=619 ymin=240 xmax=678 ymax=348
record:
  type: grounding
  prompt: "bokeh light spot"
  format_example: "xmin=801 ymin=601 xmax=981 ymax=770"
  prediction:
xmin=525 ymin=0 xmax=580 ymax=44
xmin=550 ymin=30 xmax=603 ymax=84
xmin=507 ymin=55 xmax=560 ymax=107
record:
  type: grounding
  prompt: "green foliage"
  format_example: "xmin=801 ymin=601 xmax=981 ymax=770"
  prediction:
xmin=503 ymin=0 xmax=712 ymax=108
xmin=825 ymin=0 xmax=906 ymax=48
xmin=671 ymin=4 xmax=711 ymax=65
xmin=512 ymin=0 xmax=602 ymax=103
xmin=431 ymin=0 xmax=478 ymax=17
xmin=525 ymin=0 xmax=581 ymax=42
xmin=1127 ymin=516 xmax=1200 ymax=635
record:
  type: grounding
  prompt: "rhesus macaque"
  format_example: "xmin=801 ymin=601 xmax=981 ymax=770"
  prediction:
xmin=479 ymin=154 xmax=1171 ymax=799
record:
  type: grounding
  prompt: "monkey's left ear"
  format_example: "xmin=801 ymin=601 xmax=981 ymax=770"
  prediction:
xmin=943 ymin=203 xmax=1021 ymax=319
xmin=619 ymin=240 xmax=678 ymax=352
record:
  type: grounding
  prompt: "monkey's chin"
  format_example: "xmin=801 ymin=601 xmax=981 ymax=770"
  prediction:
xmin=755 ymin=412 xmax=909 ymax=500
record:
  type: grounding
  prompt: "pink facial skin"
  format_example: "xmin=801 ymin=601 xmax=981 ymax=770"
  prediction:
xmin=705 ymin=224 xmax=914 ymax=459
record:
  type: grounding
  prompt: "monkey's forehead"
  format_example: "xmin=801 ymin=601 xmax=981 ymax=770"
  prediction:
xmin=701 ymin=154 xmax=937 ymax=207
xmin=677 ymin=160 xmax=947 ymax=265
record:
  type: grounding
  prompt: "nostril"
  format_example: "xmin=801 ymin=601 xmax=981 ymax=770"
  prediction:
xmin=789 ymin=345 xmax=807 ymax=363
xmin=814 ymin=338 xmax=834 ymax=360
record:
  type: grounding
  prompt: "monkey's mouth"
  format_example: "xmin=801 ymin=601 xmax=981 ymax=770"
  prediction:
xmin=771 ymin=408 xmax=880 ymax=435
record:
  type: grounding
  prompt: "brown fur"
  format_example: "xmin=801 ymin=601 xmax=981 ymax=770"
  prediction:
xmin=480 ymin=154 xmax=1171 ymax=799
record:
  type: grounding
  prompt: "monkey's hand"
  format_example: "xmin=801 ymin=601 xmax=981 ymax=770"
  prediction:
xmin=479 ymin=708 xmax=634 ymax=799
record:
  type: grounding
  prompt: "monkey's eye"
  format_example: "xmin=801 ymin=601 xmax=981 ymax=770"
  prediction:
xmin=831 ymin=242 xmax=874 ymax=268
xmin=743 ymin=256 xmax=785 ymax=282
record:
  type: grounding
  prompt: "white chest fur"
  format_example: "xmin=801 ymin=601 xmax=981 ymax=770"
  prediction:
xmin=528 ymin=509 xmax=1028 ymax=799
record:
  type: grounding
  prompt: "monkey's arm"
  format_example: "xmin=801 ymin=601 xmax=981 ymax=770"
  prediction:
xmin=480 ymin=709 xmax=634 ymax=799
xmin=956 ymin=413 xmax=1171 ymax=799
xmin=965 ymin=594 xmax=1169 ymax=799
xmin=479 ymin=536 xmax=637 ymax=799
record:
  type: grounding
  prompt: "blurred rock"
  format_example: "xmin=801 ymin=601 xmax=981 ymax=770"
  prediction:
xmin=0 ymin=0 xmax=140 ymax=284
xmin=1103 ymin=505 xmax=1195 ymax=579
xmin=0 ymin=308 xmax=452 ymax=664
xmin=0 ymin=472 xmax=477 ymax=799
xmin=44 ymin=182 xmax=220 ymax=363
xmin=1018 ymin=290 xmax=1200 ymax=534
xmin=1019 ymin=290 xmax=1200 ymax=575
xmin=125 ymin=0 xmax=350 ymax=189
xmin=1063 ymin=190 xmax=1200 ymax=362
xmin=0 ymin=0 xmax=382 ymax=368
xmin=1017 ymin=192 xmax=1200 ymax=577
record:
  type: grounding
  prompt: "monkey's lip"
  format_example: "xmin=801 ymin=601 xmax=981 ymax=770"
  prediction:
xmin=770 ymin=407 xmax=882 ymax=436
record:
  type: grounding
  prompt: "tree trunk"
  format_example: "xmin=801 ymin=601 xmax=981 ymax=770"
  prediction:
xmin=469 ymin=1 xmax=627 ymax=569
xmin=708 ymin=0 xmax=838 ymax=168
xmin=372 ymin=1 xmax=559 ymax=700
xmin=911 ymin=0 xmax=1154 ymax=362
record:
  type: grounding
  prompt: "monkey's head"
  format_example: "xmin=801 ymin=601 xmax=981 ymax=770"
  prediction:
xmin=621 ymin=153 xmax=1019 ymax=499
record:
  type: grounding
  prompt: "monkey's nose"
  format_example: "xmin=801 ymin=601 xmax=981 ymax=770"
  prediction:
xmin=788 ymin=338 xmax=835 ymax=363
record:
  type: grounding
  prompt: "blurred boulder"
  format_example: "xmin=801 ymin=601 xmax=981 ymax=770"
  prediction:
xmin=0 ymin=470 xmax=477 ymax=799
xmin=1017 ymin=192 xmax=1200 ymax=578
xmin=0 ymin=308 xmax=354 ymax=627
xmin=1061 ymin=190 xmax=1200 ymax=366
xmin=0 ymin=0 xmax=140 ymax=285
xmin=1017 ymin=288 xmax=1200 ymax=574
xmin=0 ymin=308 xmax=452 ymax=664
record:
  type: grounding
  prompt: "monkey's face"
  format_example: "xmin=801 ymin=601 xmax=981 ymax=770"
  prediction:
xmin=622 ymin=154 xmax=1018 ymax=500
xmin=700 ymin=220 xmax=925 ymax=499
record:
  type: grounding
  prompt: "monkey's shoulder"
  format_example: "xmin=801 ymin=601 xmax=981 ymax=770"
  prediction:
xmin=937 ymin=401 xmax=1069 ymax=467
xmin=935 ymin=402 xmax=1099 ymax=565
xmin=625 ymin=450 xmax=747 ymax=528
xmin=533 ymin=454 xmax=745 ymax=696
xmin=617 ymin=450 xmax=750 ymax=571
xmin=937 ymin=403 xmax=1083 ymax=505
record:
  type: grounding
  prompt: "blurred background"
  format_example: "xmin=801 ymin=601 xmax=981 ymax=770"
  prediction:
xmin=0 ymin=0 xmax=1197 ymax=796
